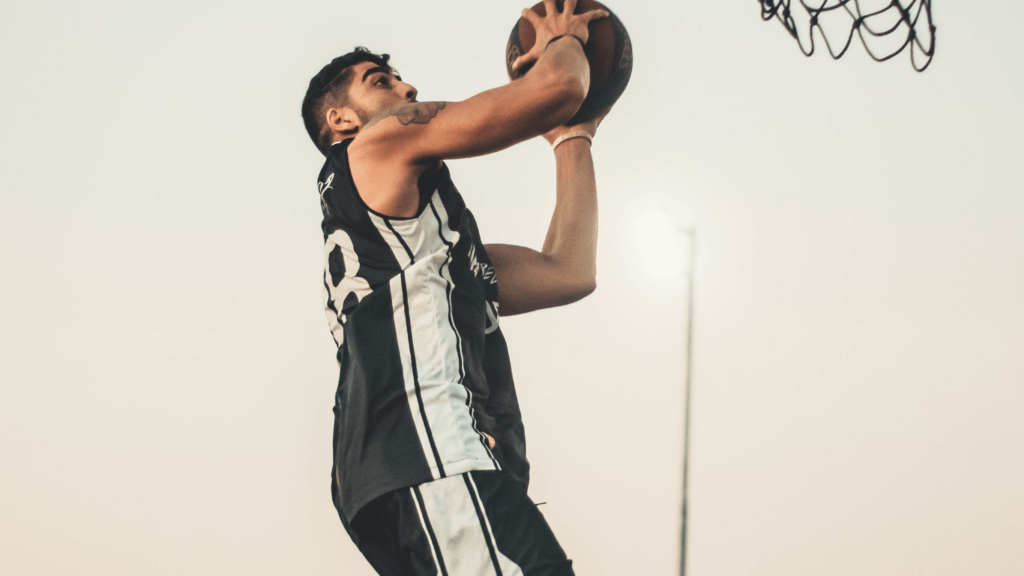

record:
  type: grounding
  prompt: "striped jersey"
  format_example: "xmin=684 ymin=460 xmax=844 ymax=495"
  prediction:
xmin=318 ymin=139 xmax=529 ymax=523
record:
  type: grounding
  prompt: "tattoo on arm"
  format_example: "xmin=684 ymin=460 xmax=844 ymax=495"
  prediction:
xmin=365 ymin=102 xmax=447 ymax=131
xmin=395 ymin=101 xmax=446 ymax=125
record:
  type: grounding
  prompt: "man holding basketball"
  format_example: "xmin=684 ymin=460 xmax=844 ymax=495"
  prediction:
xmin=301 ymin=2 xmax=609 ymax=574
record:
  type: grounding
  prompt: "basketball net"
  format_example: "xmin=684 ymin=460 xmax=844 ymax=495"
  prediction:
xmin=759 ymin=0 xmax=936 ymax=71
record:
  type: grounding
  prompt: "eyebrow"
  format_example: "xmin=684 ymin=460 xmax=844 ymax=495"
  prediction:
xmin=361 ymin=66 xmax=390 ymax=83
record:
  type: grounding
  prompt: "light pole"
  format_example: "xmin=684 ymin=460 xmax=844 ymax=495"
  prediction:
xmin=634 ymin=213 xmax=697 ymax=576
xmin=679 ymin=226 xmax=696 ymax=576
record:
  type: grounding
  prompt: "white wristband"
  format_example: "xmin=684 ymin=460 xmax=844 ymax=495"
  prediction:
xmin=551 ymin=131 xmax=593 ymax=150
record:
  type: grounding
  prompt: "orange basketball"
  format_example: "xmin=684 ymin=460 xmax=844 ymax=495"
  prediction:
xmin=506 ymin=0 xmax=633 ymax=124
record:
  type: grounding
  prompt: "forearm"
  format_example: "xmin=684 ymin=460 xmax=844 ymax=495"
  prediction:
xmin=528 ymin=37 xmax=591 ymax=115
xmin=541 ymin=137 xmax=598 ymax=291
xmin=359 ymin=38 xmax=590 ymax=166
xmin=510 ymin=3 xmax=606 ymax=122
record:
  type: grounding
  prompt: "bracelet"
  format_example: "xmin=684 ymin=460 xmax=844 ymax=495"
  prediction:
xmin=545 ymin=34 xmax=586 ymax=51
xmin=551 ymin=131 xmax=593 ymax=150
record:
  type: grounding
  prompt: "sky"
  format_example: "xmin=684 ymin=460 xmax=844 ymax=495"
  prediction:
xmin=1 ymin=1 xmax=1022 ymax=575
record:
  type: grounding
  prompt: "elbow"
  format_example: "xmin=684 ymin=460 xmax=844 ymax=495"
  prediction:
xmin=581 ymin=278 xmax=597 ymax=298
xmin=564 ymin=277 xmax=597 ymax=304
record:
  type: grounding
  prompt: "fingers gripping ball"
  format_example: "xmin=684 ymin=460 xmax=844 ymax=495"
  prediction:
xmin=506 ymin=0 xmax=633 ymax=124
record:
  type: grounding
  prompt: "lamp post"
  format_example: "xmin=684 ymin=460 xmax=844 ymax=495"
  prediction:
xmin=679 ymin=226 xmax=696 ymax=576
xmin=634 ymin=212 xmax=696 ymax=576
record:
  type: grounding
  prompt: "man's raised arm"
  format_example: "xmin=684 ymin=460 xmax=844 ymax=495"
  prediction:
xmin=353 ymin=0 xmax=608 ymax=164
xmin=485 ymin=109 xmax=607 ymax=316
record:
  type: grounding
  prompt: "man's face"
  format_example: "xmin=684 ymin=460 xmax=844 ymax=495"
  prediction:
xmin=345 ymin=60 xmax=418 ymax=125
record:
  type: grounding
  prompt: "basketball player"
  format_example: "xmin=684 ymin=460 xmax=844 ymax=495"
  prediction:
xmin=300 ymin=2 xmax=609 ymax=574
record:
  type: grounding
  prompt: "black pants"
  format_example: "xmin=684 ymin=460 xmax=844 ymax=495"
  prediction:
xmin=346 ymin=471 xmax=574 ymax=576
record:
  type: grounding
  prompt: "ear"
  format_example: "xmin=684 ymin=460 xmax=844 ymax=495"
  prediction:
xmin=326 ymin=106 xmax=361 ymax=140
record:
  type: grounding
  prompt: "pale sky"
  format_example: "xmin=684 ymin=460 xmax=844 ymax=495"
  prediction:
xmin=1 ymin=1 xmax=1022 ymax=575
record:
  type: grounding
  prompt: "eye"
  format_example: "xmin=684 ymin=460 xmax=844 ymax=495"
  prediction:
xmin=375 ymin=75 xmax=390 ymax=87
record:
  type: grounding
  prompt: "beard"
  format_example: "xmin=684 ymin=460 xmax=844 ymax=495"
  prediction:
xmin=354 ymin=103 xmax=374 ymax=126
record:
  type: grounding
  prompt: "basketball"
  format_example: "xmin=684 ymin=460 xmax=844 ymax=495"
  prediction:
xmin=506 ymin=0 xmax=633 ymax=124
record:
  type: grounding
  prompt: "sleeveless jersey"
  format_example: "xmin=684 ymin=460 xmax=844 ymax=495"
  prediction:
xmin=318 ymin=139 xmax=529 ymax=523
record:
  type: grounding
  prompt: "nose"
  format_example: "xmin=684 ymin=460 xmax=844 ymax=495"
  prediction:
xmin=403 ymin=83 xmax=418 ymax=102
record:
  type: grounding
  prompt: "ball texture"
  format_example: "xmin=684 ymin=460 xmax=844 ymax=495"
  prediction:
xmin=505 ymin=0 xmax=633 ymax=124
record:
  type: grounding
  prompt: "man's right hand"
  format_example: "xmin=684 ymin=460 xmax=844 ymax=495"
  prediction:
xmin=511 ymin=0 xmax=610 ymax=75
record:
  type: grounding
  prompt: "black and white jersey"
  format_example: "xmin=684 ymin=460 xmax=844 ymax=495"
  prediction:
xmin=318 ymin=139 xmax=529 ymax=523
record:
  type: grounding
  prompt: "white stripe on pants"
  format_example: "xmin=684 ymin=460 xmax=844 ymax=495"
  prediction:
xmin=412 ymin=474 xmax=524 ymax=576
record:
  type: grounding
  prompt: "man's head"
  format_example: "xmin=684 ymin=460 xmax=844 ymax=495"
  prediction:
xmin=301 ymin=47 xmax=418 ymax=155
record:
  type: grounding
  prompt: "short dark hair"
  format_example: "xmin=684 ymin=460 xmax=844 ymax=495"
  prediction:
xmin=301 ymin=47 xmax=395 ymax=156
